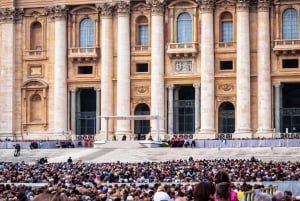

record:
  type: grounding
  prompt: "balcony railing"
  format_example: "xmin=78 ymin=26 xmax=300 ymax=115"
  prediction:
xmin=69 ymin=47 xmax=99 ymax=57
xmin=23 ymin=50 xmax=47 ymax=60
xmin=217 ymin=41 xmax=235 ymax=48
xmin=135 ymin=45 xmax=150 ymax=51
xmin=68 ymin=47 xmax=99 ymax=62
xmin=273 ymin=39 xmax=300 ymax=54
xmin=166 ymin=42 xmax=198 ymax=57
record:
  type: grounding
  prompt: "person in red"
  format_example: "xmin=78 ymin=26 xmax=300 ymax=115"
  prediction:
xmin=214 ymin=170 xmax=238 ymax=201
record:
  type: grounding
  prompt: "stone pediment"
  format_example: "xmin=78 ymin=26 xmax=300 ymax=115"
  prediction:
xmin=70 ymin=6 xmax=98 ymax=15
xmin=216 ymin=0 xmax=236 ymax=8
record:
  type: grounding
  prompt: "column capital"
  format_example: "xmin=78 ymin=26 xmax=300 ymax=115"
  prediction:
xmin=193 ymin=83 xmax=201 ymax=89
xmin=94 ymin=87 xmax=101 ymax=91
xmin=273 ymin=82 xmax=281 ymax=88
xmin=96 ymin=3 xmax=115 ymax=18
xmin=46 ymin=5 xmax=68 ymax=21
xmin=198 ymin=0 xmax=215 ymax=13
xmin=257 ymin=0 xmax=271 ymax=12
xmin=166 ymin=84 xmax=174 ymax=90
xmin=146 ymin=0 xmax=165 ymax=15
xmin=0 ymin=7 xmax=24 ymax=23
xmin=116 ymin=1 xmax=130 ymax=16
xmin=236 ymin=0 xmax=250 ymax=12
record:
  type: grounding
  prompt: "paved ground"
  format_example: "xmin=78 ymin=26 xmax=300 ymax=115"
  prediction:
xmin=1 ymin=146 xmax=299 ymax=163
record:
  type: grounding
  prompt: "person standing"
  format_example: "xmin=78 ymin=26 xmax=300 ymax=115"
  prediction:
xmin=14 ymin=143 xmax=21 ymax=157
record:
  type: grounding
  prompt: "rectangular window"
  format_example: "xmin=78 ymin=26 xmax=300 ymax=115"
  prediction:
xmin=138 ymin=25 xmax=148 ymax=45
xmin=220 ymin=61 xmax=233 ymax=70
xmin=222 ymin=22 xmax=233 ymax=42
xmin=136 ymin=63 xmax=148 ymax=72
xmin=282 ymin=59 xmax=299 ymax=68
xmin=78 ymin=66 xmax=93 ymax=74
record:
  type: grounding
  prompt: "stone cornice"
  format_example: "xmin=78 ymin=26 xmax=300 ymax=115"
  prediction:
xmin=236 ymin=0 xmax=250 ymax=12
xmin=0 ymin=7 xmax=24 ymax=23
xmin=96 ymin=3 xmax=115 ymax=18
xmin=198 ymin=0 xmax=215 ymax=13
xmin=146 ymin=0 xmax=165 ymax=16
xmin=116 ymin=1 xmax=130 ymax=16
xmin=257 ymin=0 xmax=271 ymax=12
xmin=46 ymin=5 xmax=68 ymax=21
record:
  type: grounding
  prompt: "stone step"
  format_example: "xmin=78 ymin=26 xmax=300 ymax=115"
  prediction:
xmin=93 ymin=140 xmax=144 ymax=149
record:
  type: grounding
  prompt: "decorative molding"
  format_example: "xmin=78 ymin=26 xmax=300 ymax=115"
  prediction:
xmin=132 ymin=3 xmax=151 ymax=14
xmin=46 ymin=5 xmax=68 ymax=20
xmin=257 ymin=0 xmax=271 ymax=12
xmin=116 ymin=1 xmax=130 ymax=16
xmin=96 ymin=3 xmax=115 ymax=17
xmin=236 ymin=0 xmax=250 ymax=11
xmin=217 ymin=96 xmax=235 ymax=102
xmin=135 ymin=86 xmax=149 ymax=95
xmin=218 ymin=84 xmax=234 ymax=92
xmin=198 ymin=0 xmax=215 ymax=13
xmin=215 ymin=0 xmax=235 ymax=9
xmin=146 ymin=0 xmax=165 ymax=15
xmin=174 ymin=60 xmax=193 ymax=73
xmin=0 ymin=7 xmax=24 ymax=23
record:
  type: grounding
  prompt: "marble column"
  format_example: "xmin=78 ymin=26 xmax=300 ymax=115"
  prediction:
xmin=0 ymin=8 xmax=22 ymax=135
xmin=256 ymin=0 xmax=272 ymax=136
xmin=95 ymin=88 xmax=101 ymax=133
xmin=235 ymin=1 xmax=251 ymax=137
xmin=193 ymin=83 xmax=200 ymax=133
xmin=116 ymin=2 xmax=131 ymax=135
xmin=274 ymin=82 xmax=281 ymax=133
xmin=148 ymin=0 xmax=166 ymax=139
xmin=167 ymin=85 xmax=174 ymax=134
xmin=98 ymin=4 xmax=114 ymax=138
xmin=199 ymin=0 xmax=215 ymax=136
xmin=48 ymin=5 xmax=68 ymax=135
xmin=70 ymin=89 xmax=76 ymax=133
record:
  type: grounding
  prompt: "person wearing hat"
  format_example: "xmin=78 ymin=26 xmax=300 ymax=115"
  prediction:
xmin=153 ymin=191 xmax=171 ymax=201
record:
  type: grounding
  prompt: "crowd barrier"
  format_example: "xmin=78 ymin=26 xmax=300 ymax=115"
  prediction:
xmin=1 ymin=139 xmax=300 ymax=149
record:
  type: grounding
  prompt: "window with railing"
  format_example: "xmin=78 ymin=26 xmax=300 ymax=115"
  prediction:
xmin=282 ymin=8 xmax=298 ymax=40
xmin=80 ymin=18 xmax=94 ymax=47
xmin=177 ymin=12 xmax=192 ymax=43
xmin=136 ymin=16 xmax=149 ymax=50
xmin=220 ymin=12 xmax=233 ymax=43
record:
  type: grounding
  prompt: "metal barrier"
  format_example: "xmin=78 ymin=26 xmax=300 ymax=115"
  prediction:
xmin=244 ymin=185 xmax=278 ymax=201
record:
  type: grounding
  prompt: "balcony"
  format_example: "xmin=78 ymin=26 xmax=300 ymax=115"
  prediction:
xmin=68 ymin=47 xmax=99 ymax=62
xmin=23 ymin=49 xmax=47 ymax=61
xmin=215 ymin=42 xmax=236 ymax=53
xmin=273 ymin=39 xmax=300 ymax=55
xmin=166 ymin=42 xmax=198 ymax=58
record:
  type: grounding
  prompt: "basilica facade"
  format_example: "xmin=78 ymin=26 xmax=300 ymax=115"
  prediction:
xmin=0 ymin=0 xmax=300 ymax=140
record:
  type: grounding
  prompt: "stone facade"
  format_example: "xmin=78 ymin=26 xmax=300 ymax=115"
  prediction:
xmin=0 ymin=0 xmax=300 ymax=140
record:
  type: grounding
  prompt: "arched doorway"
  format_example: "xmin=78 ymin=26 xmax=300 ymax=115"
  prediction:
xmin=76 ymin=88 xmax=96 ymax=135
xmin=173 ymin=85 xmax=195 ymax=134
xmin=134 ymin=103 xmax=150 ymax=135
xmin=218 ymin=102 xmax=235 ymax=133
xmin=281 ymin=83 xmax=300 ymax=133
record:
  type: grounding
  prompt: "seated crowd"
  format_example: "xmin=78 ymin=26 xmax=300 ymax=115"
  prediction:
xmin=0 ymin=157 xmax=299 ymax=201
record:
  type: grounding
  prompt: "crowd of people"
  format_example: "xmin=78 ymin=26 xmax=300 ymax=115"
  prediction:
xmin=0 ymin=157 xmax=299 ymax=201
